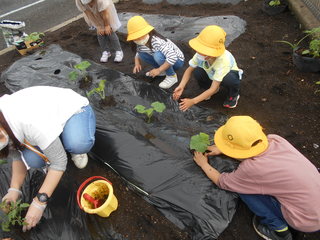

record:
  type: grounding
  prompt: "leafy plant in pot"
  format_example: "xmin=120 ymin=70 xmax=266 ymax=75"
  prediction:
xmin=262 ymin=0 xmax=288 ymax=15
xmin=276 ymin=27 xmax=320 ymax=72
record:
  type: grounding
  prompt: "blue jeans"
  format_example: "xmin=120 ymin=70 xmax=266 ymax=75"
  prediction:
xmin=22 ymin=105 xmax=96 ymax=168
xmin=239 ymin=194 xmax=288 ymax=231
xmin=138 ymin=51 xmax=184 ymax=76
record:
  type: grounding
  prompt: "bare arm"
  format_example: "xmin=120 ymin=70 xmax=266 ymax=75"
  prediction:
xmin=38 ymin=169 xmax=64 ymax=197
xmin=193 ymin=151 xmax=221 ymax=185
xmin=193 ymin=80 xmax=221 ymax=104
xmin=10 ymin=160 xmax=27 ymax=190
xmin=100 ymin=9 xmax=112 ymax=35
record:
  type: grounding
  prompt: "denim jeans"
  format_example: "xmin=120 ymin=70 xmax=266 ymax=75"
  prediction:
xmin=194 ymin=67 xmax=240 ymax=98
xmin=22 ymin=105 xmax=96 ymax=168
xmin=138 ymin=51 xmax=184 ymax=76
xmin=239 ymin=194 xmax=288 ymax=231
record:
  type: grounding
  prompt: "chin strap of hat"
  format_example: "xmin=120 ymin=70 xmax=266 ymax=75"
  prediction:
xmin=22 ymin=140 xmax=49 ymax=163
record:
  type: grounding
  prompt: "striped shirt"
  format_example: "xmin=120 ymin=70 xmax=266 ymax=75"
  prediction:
xmin=137 ymin=35 xmax=184 ymax=65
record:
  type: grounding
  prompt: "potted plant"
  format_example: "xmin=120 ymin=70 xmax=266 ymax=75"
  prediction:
xmin=14 ymin=32 xmax=45 ymax=55
xmin=262 ymin=0 xmax=288 ymax=16
xmin=276 ymin=27 xmax=320 ymax=72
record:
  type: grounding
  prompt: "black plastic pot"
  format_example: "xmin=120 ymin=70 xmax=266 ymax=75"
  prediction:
xmin=262 ymin=0 xmax=288 ymax=15
xmin=292 ymin=50 xmax=320 ymax=72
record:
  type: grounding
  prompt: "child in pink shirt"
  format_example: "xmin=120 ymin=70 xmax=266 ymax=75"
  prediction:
xmin=193 ymin=116 xmax=320 ymax=240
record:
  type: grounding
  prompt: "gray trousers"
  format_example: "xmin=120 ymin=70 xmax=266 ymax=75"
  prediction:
xmin=97 ymin=31 xmax=122 ymax=53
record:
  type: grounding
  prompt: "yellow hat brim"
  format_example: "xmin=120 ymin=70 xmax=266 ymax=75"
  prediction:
xmin=214 ymin=126 xmax=269 ymax=159
xmin=189 ymin=38 xmax=225 ymax=57
xmin=127 ymin=25 xmax=154 ymax=41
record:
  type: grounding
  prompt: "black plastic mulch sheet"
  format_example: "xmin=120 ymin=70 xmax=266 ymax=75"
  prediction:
xmin=0 ymin=44 xmax=239 ymax=240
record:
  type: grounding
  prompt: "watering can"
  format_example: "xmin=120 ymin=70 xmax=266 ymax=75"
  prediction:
xmin=76 ymin=176 xmax=118 ymax=217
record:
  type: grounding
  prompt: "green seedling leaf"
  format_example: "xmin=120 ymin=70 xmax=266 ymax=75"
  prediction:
xmin=269 ymin=0 xmax=280 ymax=6
xmin=68 ymin=71 xmax=79 ymax=81
xmin=190 ymin=132 xmax=211 ymax=153
xmin=86 ymin=79 xmax=106 ymax=100
xmin=151 ymin=101 xmax=166 ymax=113
xmin=145 ymin=108 xmax=154 ymax=119
xmin=0 ymin=159 xmax=7 ymax=164
xmin=75 ymin=61 xmax=91 ymax=71
xmin=134 ymin=105 xmax=146 ymax=113
xmin=0 ymin=200 xmax=30 ymax=232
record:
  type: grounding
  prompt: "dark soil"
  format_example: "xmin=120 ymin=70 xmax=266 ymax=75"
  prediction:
xmin=100 ymin=95 xmax=117 ymax=107
xmin=79 ymin=75 xmax=93 ymax=90
xmin=0 ymin=0 xmax=319 ymax=239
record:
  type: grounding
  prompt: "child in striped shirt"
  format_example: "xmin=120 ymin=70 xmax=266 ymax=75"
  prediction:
xmin=126 ymin=16 xmax=185 ymax=89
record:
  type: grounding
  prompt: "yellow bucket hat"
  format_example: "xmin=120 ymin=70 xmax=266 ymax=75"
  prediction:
xmin=189 ymin=25 xmax=226 ymax=57
xmin=214 ymin=116 xmax=269 ymax=159
xmin=127 ymin=16 xmax=154 ymax=41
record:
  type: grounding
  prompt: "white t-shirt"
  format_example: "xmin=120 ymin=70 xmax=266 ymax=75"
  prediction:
xmin=0 ymin=86 xmax=89 ymax=150
xmin=75 ymin=0 xmax=121 ymax=31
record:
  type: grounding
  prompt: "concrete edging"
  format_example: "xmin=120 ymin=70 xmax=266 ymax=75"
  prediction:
xmin=287 ymin=0 xmax=320 ymax=30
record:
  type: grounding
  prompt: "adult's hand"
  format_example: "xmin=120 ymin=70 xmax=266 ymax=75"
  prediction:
xmin=179 ymin=98 xmax=195 ymax=111
xmin=23 ymin=199 xmax=46 ymax=232
xmin=173 ymin=86 xmax=183 ymax=100
xmin=2 ymin=188 xmax=22 ymax=203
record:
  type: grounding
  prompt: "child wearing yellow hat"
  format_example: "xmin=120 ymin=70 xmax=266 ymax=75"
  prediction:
xmin=173 ymin=25 xmax=243 ymax=110
xmin=193 ymin=116 xmax=320 ymax=240
xmin=126 ymin=16 xmax=185 ymax=89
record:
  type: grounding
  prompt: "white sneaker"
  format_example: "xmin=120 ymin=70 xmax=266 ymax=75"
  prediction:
xmin=100 ymin=51 xmax=111 ymax=63
xmin=159 ymin=74 xmax=178 ymax=89
xmin=114 ymin=50 xmax=123 ymax=63
xmin=71 ymin=153 xmax=88 ymax=169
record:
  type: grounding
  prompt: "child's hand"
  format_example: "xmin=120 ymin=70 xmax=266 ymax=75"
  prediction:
xmin=133 ymin=64 xmax=142 ymax=74
xmin=97 ymin=27 xmax=105 ymax=35
xmin=179 ymin=98 xmax=195 ymax=111
xmin=148 ymin=68 xmax=161 ymax=78
xmin=193 ymin=151 xmax=208 ymax=167
xmin=104 ymin=25 xmax=112 ymax=35
xmin=205 ymin=145 xmax=222 ymax=156
xmin=173 ymin=86 xmax=183 ymax=100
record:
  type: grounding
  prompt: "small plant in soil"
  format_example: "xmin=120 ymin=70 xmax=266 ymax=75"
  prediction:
xmin=23 ymin=32 xmax=45 ymax=43
xmin=268 ymin=0 xmax=280 ymax=6
xmin=0 ymin=200 xmax=30 ymax=232
xmin=189 ymin=132 xmax=213 ymax=153
xmin=87 ymin=79 xmax=106 ymax=100
xmin=0 ymin=159 xmax=7 ymax=165
xmin=276 ymin=27 xmax=320 ymax=58
xmin=87 ymin=79 xmax=117 ymax=107
xmin=69 ymin=60 xmax=93 ymax=89
xmin=134 ymin=101 xmax=166 ymax=123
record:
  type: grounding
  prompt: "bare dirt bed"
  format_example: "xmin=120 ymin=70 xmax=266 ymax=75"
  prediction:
xmin=0 ymin=0 xmax=319 ymax=239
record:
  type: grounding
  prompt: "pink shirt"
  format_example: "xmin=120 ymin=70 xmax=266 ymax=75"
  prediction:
xmin=218 ymin=134 xmax=320 ymax=232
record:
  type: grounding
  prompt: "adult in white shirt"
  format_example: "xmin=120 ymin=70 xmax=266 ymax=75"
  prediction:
xmin=0 ymin=86 xmax=96 ymax=232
